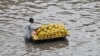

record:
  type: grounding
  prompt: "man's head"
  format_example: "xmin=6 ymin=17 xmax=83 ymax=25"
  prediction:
xmin=29 ymin=18 xmax=34 ymax=23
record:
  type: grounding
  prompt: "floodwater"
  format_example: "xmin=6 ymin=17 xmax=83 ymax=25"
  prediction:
xmin=0 ymin=0 xmax=100 ymax=56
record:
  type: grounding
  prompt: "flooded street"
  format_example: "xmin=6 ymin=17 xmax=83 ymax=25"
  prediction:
xmin=0 ymin=0 xmax=100 ymax=56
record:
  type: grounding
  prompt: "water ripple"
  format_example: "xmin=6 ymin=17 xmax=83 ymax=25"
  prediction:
xmin=0 ymin=0 xmax=100 ymax=56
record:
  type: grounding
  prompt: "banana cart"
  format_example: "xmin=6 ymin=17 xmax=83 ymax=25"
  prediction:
xmin=31 ymin=24 xmax=69 ymax=41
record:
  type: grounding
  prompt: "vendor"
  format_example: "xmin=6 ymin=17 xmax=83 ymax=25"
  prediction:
xmin=25 ymin=18 xmax=35 ymax=40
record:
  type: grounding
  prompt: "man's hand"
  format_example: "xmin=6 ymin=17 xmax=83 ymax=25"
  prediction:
xmin=32 ymin=31 xmax=36 ymax=35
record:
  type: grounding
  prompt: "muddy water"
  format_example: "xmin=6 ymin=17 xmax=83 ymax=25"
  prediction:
xmin=0 ymin=0 xmax=100 ymax=56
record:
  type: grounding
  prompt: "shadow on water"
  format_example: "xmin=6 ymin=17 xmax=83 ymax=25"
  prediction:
xmin=24 ymin=38 xmax=69 ymax=50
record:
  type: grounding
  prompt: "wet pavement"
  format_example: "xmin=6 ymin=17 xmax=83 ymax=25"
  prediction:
xmin=0 ymin=0 xmax=100 ymax=56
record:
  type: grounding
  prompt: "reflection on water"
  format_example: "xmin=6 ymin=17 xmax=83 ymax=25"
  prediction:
xmin=25 ymin=38 xmax=69 ymax=50
xmin=0 ymin=0 xmax=100 ymax=56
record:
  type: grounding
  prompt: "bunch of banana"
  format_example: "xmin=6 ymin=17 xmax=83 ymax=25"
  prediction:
xmin=32 ymin=24 xmax=69 ymax=40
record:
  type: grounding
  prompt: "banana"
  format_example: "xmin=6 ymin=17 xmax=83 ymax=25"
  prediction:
xmin=32 ymin=24 xmax=69 ymax=40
